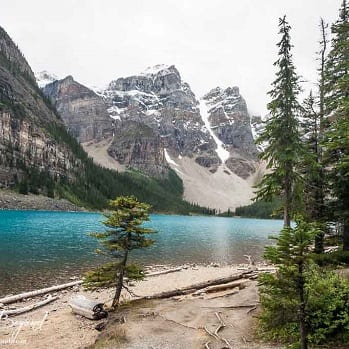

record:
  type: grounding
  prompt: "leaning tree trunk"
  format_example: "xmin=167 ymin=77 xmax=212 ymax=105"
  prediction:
xmin=112 ymin=250 xmax=129 ymax=308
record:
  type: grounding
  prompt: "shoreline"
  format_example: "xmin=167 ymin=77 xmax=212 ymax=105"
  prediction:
xmin=0 ymin=263 xmax=277 ymax=349
xmin=0 ymin=262 xmax=249 ymax=299
xmin=0 ymin=189 xmax=86 ymax=212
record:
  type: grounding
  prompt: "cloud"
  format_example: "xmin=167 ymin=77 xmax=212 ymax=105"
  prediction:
xmin=0 ymin=0 xmax=339 ymax=115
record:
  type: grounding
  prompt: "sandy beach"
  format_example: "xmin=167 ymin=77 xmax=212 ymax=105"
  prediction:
xmin=0 ymin=264 xmax=279 ymax=349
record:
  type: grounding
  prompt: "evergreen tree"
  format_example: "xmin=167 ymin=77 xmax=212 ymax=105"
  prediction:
xmin=84 ymin=196 xmax=156 ymax=308
xmin=259 ymin=218 xmax=320 ymax=349
xmin=256 ymin=16 xmax=304 ymax=227
xmin=18 ymin=178 xmax=28 ymax=195
xmin=300 ymin=90 xmax=326 ymax=253
xmin=324 ymin=0 xmax=349 ymax=250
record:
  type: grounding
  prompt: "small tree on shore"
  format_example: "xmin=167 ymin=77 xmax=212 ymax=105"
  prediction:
xmin=259 ymin=217 xmax=349 ymax=348
xmin=259 ymin=218 xmax=320 ymax=349
xmin=84 ymin=196 xmax=156 ymax=308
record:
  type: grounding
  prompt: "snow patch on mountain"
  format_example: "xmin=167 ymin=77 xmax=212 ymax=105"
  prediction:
xmin=198 ymin=99 xmax=230 ymax=164
xmin=140 ymin=64 xmax=173 ymax=77
xmin=250 ymin=115 xmax=267 ymax=151
xmin=164 ymin=148 xmax=178 ymax=166
xmin=35 ymin=71 xmax=58 ymax=88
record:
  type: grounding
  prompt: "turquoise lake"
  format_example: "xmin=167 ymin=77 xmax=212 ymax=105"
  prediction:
xmin=0 ymin=210 xmax=283 ymax=296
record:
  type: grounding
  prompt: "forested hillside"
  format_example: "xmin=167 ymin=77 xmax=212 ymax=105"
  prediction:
xmin=0 ymin=26 xmax=210 ymax=213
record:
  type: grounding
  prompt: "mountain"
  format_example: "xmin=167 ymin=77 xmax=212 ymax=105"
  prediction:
xmin=202 ymin=86 xmax=258 ymax=178
xmin=35 ymin=71 xmax=58 ymax=88
xmin=43 ymin=76 xmax=113 ymax=142
xmin=41 ymin=64 xmax=262 ymax=211
xmin=0 ymin=26 xmax=78 ymax=188
xmin=102 ymin=64 xmax=219 ymax=177
xmin=0 ymin=26 xmax=209 ymax=214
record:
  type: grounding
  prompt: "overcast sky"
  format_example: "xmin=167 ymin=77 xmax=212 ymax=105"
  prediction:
xmin=0 ymin=0 xmax=340 ymax=115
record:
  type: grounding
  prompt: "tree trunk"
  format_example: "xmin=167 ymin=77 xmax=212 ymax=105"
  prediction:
xmin=342 ymin=222 xmax=349 ymax=251
xmin=112 ymin=250 xmax=128 ymax=308
xmin=314 ymin=18 xmax=327 ymax=254
xmin=145 ymin=271 xmax=252 ymax=300
xmin=298 ymin=261 xmax=308 ymax=349
xmin=284 ymin=172 xmax=292 ymax=228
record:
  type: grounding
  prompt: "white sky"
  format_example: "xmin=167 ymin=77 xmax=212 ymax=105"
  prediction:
xmin=0 ymin=0 xmax=340 ymax=115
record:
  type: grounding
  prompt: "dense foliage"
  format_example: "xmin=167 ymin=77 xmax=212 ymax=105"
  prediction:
xmin=259 ymin=219 xmax=349 ymax=348
xmin=1 ymin=106 xmax=211 ymax=213
xmin=258 ymin=3 xmax=349 ymax=348
xmin=84 ymin=196 xmax=156 ymax=308
xmin=235 ymin=198 xmax=282 ymax=219
xmin=323 ymin=0 xmax=349 ymax=250
xmin=255 ymin=16 xmax=304 ymax=227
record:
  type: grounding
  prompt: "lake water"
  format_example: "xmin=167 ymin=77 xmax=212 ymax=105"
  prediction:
xmin=0 ymin=210 xmax=283 ymax=296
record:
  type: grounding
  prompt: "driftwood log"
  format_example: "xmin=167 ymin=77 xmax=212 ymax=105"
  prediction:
xmin=0 ymin=295 xmax=58 ymax=317
xmin=69 ymin=294 xmax=108 ymax=320
xmin=192 ymin=279 xmax=248 ymax=296
xmin=146 ymin=267 xmax=183 ymax=277
xmin=0 ymin=280 xmax=82 ymax=305
xmin=144 ymin=271 xmax=252 ymax=300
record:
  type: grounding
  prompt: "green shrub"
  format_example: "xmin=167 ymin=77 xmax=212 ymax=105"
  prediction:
xmin=312 ymin=250 xmax=349 ymax=266
xmin=235 ymin=198 xmax=282 ymax=219
xmin=259 ymin=263 xmax=349 ymax=347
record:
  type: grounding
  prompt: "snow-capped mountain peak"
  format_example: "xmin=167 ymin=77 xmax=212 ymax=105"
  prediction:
xmin=140 ymin=64 xmax=175 ymax=77
xmin=35 ymin=71 xmax=58 ymax=88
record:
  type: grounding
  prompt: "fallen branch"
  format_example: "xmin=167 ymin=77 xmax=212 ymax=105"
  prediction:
xmin=0 ymin=280 xmax=82 ymax=305
xmin=238 ymin=267 xmax=276 ymax=272
xmin=246 ymin=306 xmax=257 ymax=314
xmin=204 ymin=312 xmax=232 ymax=349
xmin=158 ymin=314 xmax=198 ymax=330
xmin=193 ymin=279 xmax=248 ymax=295
xmin=0 ymin=295 xmax=58 ymax=316
xmin=146 ymin=267 xmax=182 ymax=277
xmin=241 ymin=335 xmax=248 ymax=344
xmin=204 ymin=289 xmax=239 ymax=300
xmin=214 ymin=312 xmax=225 ymax=336
xmin=203 ymin=304 xmax=258 ymax=309
xmin=123 ymin=284 xmax=140 ymax=298
xmin=204 ymin=326 xmax=219 ymax=340
xmin=144 ymin=271 xmax=252 ymax=300
xmin=204 ymin=341 xmax=211 ymax=349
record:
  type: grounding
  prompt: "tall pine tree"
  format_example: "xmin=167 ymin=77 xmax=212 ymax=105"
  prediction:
xmin=300 ymin=19 xmax=329 ymax=253
xmin=256 ymin=16 xmax=304 ymax=227
xmin=324 ymin=0 xmax=349 ymax=250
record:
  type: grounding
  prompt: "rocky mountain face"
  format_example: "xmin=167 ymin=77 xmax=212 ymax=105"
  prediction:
xmin=0 ymin=27 xmax=33 ymax=78
xmin=202 ymin=86 xmax=258 ymax=179
xmin=0 ymin=26 xmax=228 ymax=213
xmin=40 ymin=64 xmax=261 ymax=210
xmin=0 ymin=27 xmax=79 ymax=188
xmin=43 ymin=76 xmax=113 ymax=143
xmin=101 ymin=64 xmax=219 ymax=177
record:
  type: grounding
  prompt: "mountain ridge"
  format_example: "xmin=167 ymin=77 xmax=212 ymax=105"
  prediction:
xmin=40 ymin=64 xmax=261 ymax=211
xmin=0 ymin=25 xmax=211 ymax=214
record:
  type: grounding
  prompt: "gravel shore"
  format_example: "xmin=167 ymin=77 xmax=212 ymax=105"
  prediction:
xmin=0 ymin=264 xmax=280 ymax=349
xmin=0 ymin=189 xmax=85 ymax=212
